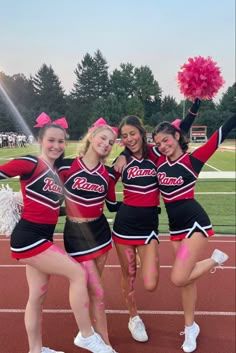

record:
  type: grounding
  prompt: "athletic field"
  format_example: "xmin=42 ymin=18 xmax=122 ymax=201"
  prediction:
xmin=0 ymin=140 xmax=235 ymax=234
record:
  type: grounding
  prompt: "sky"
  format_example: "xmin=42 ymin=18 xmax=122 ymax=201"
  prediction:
xmin=0 ymin=0 xmax=235 ymax=102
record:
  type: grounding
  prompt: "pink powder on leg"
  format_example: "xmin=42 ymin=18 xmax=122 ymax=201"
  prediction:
xmin=40 ymin=283 xmax=48 ymax=294
xmin=177 ymin=244 xmax=189 ymax=261
xmin=49 ymin=245 xmax=66 ymax=255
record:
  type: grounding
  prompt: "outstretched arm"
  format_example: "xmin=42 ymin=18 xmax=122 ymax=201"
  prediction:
xmin=193 ymin=113 xmax=236 ymax=164
xmin=0 ymin=156 xmax=37 ymax=180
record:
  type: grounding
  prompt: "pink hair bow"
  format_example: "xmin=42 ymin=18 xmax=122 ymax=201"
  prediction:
xmin=89 ymin=117 xmax=118 ymax=135
xmin=34 ymin=112 xmax=68 ymax=129
xmin=171 ymin=118 xmax=181 ymax=131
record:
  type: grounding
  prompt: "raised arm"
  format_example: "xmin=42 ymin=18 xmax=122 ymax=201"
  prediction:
xmin=192 ymin=114 xmax=236 ymax=164
xmin=180 ymin=98 xmax=201 ymax=134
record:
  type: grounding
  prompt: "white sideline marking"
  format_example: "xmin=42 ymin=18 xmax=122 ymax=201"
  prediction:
xmin=0 ymin=309 xmax=235 ymax=316
xmin=205 ymin=163 xmax=221 ymax=171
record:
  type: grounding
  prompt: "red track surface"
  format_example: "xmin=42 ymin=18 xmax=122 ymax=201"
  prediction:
xmin=0 ymin=235 xmax=235 ymax=353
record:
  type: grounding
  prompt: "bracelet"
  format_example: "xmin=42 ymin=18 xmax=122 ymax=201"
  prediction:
xmin=188 ymin=109 xmax=198 ymax=116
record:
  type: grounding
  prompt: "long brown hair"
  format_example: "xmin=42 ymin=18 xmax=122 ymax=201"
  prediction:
xmin=119 ymin=115 xmax=148 ymax=159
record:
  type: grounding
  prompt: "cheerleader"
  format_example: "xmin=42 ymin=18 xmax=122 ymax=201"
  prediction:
xmin=58 ymin=119 xmax=119 ymax=353
xmin=0 ymin=114 xmax=114 ymax=353
xmin=111 ymin=99 xmax=201 ymax=342
xmin=152 ymin=114 xmax=235 ymax=352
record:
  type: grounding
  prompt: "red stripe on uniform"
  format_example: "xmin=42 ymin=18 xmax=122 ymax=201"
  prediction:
xmin=112 ymin=235 xmax=146 ymax=245
xmin=11 ymin=241 xmax=53 ymax=259
xmin=170 ymin=228 xmax=215 ymax=241
xmin=70 ymin=243 xmax=112 ymax=262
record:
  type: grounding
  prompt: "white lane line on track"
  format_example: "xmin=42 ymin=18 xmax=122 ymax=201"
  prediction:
xmin=0 ymin=309 xmax=235 ymax=316
xmin=0 ymin=265 xmax=235 ymax=269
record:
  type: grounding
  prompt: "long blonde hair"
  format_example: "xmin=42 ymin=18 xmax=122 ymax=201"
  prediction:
xmin=78 ymin=125 xmax=117 ymax=162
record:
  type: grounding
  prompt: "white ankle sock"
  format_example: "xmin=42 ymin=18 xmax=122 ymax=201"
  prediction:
xmin=185 ymin=322 xmax=196 ymax=331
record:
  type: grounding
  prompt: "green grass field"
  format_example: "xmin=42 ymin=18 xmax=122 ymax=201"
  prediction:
xmin=0 ymin=140 xmax=235 ymax=234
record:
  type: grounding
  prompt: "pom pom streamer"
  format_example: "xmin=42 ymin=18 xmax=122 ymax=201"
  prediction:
xmin=0 ymin=185 xmax=23 ymax=236
xmin=177 ymin=56 xmax=225 ymax=101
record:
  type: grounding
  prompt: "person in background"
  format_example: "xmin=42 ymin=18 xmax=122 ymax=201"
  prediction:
xmin=0 ymin=113 xmax=115 ymax=353
xmin=111 ymin=99 xmax=201 ymax=343
xmin=58 ymin=119 xmax=120 ymax=353
xmin=152 ymin=113 xmax=235 ymax=352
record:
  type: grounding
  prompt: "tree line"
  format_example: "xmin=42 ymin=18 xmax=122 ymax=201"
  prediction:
xmin=0 ymin=50 xmax=235 ymax=139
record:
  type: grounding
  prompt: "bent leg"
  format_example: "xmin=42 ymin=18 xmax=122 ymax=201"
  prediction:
xmin=171 ymin=233 xmax=214 ymax=327
xmin=22 ymin=244 xmax=93 ymax=337
xmin=137 ymin=239 xmax=160 ymax=291
xmin=171 ymin=233 xmax=216 ymax=286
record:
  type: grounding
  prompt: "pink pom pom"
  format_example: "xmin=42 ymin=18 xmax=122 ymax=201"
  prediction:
xmin=177 ymin=56 xmax=225 ymax=100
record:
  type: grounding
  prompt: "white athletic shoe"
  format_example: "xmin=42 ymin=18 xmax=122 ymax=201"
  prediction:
xmin=107 ymin=347 xmax=119 ymax=353
xmin=128 ymin=315 xmax=148 ymax=342
xmin=74 ymin=330 xmax=115 ymax=353
xmin=41 ymin=348 xmax=64 ymax=353
xmin=211 ymin=249 xmax=229 ymax=265
xmin=180 ymin=322 xmax=200 ymax=353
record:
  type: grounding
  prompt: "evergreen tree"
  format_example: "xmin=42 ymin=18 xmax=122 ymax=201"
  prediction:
xmin=70 ymin=51 xmax=110 ymax=136
xmin=161 ymin=95 xmax=178 ymax=115
xmin=134 ymin=66 xmax=161 ymax=102
xmin=72 ymin=51 xmax=109 ymax=101
xmin=93 ymin=50 xmax=110 ymax=98
xmin=110 ymin=63 xmax=135 ymax=99
xmin=0 ymin=72 xmax=35 ymax=131
xmin=92 ymin=96 xmax=125 ymax=127
xmin=72 ymin=53 xmax=97 ymax=101
xmin=218 ymin=83 xmax=236 ymax=113
xmin=32 ymin=64 xmax=67 ymax=116
xmin=134 ymin=66 xmax=162 ymax=125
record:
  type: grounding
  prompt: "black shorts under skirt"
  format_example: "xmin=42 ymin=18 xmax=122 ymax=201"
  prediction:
xmin=64 ymin=214 xmax=112 ymax=262
xmin=11 ymin=218 xmax=55 ymax=259
xmin=165 ymin=199 xmax=214 ymax=241
xmin=112 ymin=204 xmax=159 ymax=245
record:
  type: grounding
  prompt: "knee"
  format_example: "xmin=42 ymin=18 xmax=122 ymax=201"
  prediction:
xmin=28 ymin=288 xmax=48 ymax=305
xmin=91 ymin=284 xmax=105 ymax=303
xmin=171 ymin=272 xmax=187 ymax=287
xmin=143 ymin=276 xmax=158 ymax=292
xmin=71 ymin=263 xmax=88 ymax=284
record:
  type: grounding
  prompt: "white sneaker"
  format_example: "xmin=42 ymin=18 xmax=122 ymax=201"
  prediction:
xmin=128 ymin=315 xmax=148 ymax=342
xmin=107 ymin=347 xmax=119 ymax=353
xmin=41 ymin=348 xmax=64 ymax=353
xmin=74 ymin=331 xmax=115 ymax=353
xmin=180 ymin=322 xmax=200 ymax=353
xmin=211 ymin=249 xmax=229 ymax=265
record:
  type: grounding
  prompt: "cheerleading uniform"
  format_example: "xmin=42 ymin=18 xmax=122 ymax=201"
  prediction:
xmin=111 ymin=108 xmax=201 ymax=246
xmin=58 ymin=157 xmax=118 ymax=262
xmin=156 ymin=114 xmax=236 ymax=240
xmin=0 ymin=155 xmax=64 ymax=258
xmin=111 ymin=154 xmax=160 ymax=245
